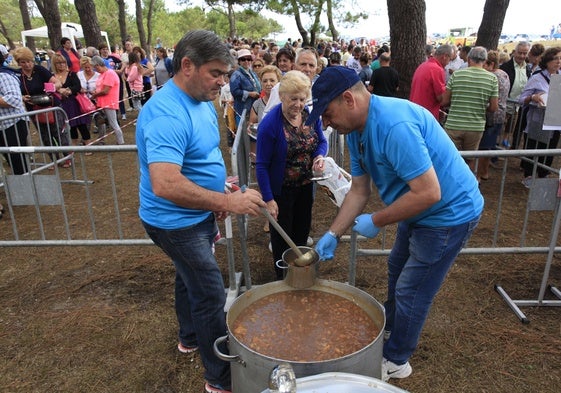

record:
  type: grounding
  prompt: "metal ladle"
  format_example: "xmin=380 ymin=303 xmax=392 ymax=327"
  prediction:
xmin=261 ymin=207 xmax=319 ymax=267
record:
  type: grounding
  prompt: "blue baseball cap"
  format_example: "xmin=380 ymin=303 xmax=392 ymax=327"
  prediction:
xmin=306 ymin=66 xmax=361 ymax=126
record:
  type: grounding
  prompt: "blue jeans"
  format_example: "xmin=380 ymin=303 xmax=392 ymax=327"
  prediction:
xmin=383 ymin=217 xmax=480 ymax=365
xmin=142 ymin=215 xmax=231 ymax=389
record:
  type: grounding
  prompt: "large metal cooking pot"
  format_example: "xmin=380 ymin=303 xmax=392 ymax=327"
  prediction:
xmin=214 ymin=279 xmax=385 ymax=393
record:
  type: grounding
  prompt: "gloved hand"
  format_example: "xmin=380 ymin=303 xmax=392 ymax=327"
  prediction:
xmin=353 ymin=213 xmax=381 ymax=238
xmin=315 ymin=232 xmax=339 ymax=261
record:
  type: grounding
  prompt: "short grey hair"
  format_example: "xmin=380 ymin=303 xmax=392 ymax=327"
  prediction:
xmin=172 ymin=30 xmax=233 ymax=74
xmin=468 ymin=46 xmax=488 ymax=63
xmin=435 ymin=44 xmax=454 ymax=57
xmin=90 ymin=55 xmax=106 ymax=67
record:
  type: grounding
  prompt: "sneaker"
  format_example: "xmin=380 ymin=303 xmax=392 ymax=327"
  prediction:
xmin=521 ymin=176 xmax=533 ymax=189
xmin=381 ymin=358 xmax=412 ymax=382
xmin=383 ymin=330 xmax=391 ymax=341
xmin=501 ymin=139 xmax=511 ymax=148
xmin=306 ymin=236 xmax=314 ymax=246
xmin=121 ymin=114 xmax=126 ymax=120
xmin=177 ymin=342 xmax=198 ymax=354
xmin=268 ymin=242 xmax=272 ymax=253
xmin=204 ymin=382 xmax=231 ymax=393
xmin=127 ymin=107 xmax=134 ymax=112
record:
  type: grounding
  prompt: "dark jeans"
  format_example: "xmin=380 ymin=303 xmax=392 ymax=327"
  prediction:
xmin=142 ymin=215 xmax=231 ymax=389
xmin=118 ymin=76 xmax=126 ymax=115
xmin=384 ymin=217 xmax=480 ymax=365
xmin=1 ymin=119 xmax=29 ymax=175
xmin=270 ymin=182 xmax=314 ymax=279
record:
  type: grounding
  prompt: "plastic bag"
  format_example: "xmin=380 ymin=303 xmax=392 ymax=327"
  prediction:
xmin=312 ymin=157 xmax=351 ymax=207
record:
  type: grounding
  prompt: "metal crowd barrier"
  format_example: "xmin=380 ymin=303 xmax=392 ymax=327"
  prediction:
xmin=2 ymin=108 xmax=560 ymax=322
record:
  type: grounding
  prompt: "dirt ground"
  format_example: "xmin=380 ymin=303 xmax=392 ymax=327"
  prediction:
xmin=1 ymin=106 xmax=561 ymax=393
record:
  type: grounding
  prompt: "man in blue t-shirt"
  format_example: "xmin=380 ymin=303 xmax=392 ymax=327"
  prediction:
xmin=136 ymin=30 xmax=265 ymax=393
xmin=307 ymin=66 xmax=483 ymax=383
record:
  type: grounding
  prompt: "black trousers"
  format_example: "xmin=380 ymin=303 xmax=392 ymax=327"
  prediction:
xmin=521 ymin=131 xmax=561 ymax=178
xmin=270 ymin=182 xmax=314 ymax=280
xmin=1 ymin=119 xmax=29 ymax=175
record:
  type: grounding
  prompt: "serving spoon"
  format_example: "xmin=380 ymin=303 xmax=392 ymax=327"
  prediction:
xmin=260 ymin=207 xmax=319 ymax=267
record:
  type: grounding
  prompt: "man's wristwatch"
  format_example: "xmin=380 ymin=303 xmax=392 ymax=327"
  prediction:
xmin=327 ymin=230 xmax=340 ymax=241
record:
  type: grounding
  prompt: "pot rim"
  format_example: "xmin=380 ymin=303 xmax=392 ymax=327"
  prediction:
xmin=226 ymin=279 xmax=385 ymax=364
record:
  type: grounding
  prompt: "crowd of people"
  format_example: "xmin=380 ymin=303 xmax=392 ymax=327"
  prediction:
xmin=2 ymin=30 xmax=561 ymax=393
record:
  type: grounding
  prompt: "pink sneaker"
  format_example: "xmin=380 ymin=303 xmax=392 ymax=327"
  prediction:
xmin=177 ymin=342 xmax=198 ymax=354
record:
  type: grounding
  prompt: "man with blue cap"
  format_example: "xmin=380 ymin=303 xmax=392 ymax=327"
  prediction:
xmin=310 ymin=66 xmax=483 ymax=382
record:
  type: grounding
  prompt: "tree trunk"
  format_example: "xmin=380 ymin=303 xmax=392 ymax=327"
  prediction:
xmin=74 ymin=0 xmax=103 ymax=48
xmin=289 ymin=0 xmax=308 ymax=45
xmin=34 ymin=0 xmax=62 ymax=50
xmin=19 ymin=0 xmax=36 ymax=52
xmin=307 ymin=0 xmax=324 ymax=47
xmin=228 ymin=0 xmax=236 ymax=39
xmin=116 ymin=0 xmax=128 ymax=47
xmin=145 ymin=0 xmax=155 ymax=58
xmin=326 ymin=0 xmax=339 ymax=42
xmin=135 ymin=0 xmax=147 ymax=51
xmin=387 ymin=0 xmax=426 ymax=98
xmin=0 ymin=18 xmax=17 ymax=50
xmin=475 ymin=0 xmax=510 ymax=50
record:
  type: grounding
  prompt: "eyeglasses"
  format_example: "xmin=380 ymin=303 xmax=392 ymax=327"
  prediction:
xmin=239 ymin=57 xmax=253 ymax=62
xmin=253 ymin=63 xmax=264 ymax=68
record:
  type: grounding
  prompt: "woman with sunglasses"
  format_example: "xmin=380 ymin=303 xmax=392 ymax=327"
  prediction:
xmin=229 ymin=49 xmax=261 ymax=126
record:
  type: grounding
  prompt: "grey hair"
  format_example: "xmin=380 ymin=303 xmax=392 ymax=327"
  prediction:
xmin=468 ymin=46 xmax=488 ymax=63
xmin=172 ymin=30 xmax=233 ymax=74
xmin=90 ymin=55 xmax=106 ymax=67
xmin=435 ymin=44 xmax=454 ymax=57
xmin=516 ymin=41 xmax=531 ymax=51
xmin=295 ymin=48 xmax=318 ymax=66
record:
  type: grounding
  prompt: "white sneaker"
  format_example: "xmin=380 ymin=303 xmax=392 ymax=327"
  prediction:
xmin=521 ymin=176 xmax=532 ymax=189
xmin=381 ymin=358 xmax=412 ymax=382
xmin=306 ymin=236 xmax=314 ymax=246
xmin=121 ymin=114 xmax=126 ymax=120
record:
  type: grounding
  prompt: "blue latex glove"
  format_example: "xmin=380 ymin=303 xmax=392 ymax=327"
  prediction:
xmin=315 ymin=232 xmax=339 ymax=261
xmin=353 ymin=213 xmax=381 ymax=238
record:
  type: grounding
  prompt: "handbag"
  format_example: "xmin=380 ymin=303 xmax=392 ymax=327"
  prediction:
xmin=76 ymin=93 xmax=96 ymax=114
xmin=23 ymin=76 xmax=55 ymax=124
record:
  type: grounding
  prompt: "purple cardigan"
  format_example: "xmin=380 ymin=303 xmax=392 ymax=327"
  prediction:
xmin=255 ymin=103 xmax=328 ymax=202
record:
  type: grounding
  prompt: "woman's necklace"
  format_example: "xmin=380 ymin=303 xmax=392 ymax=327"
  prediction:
xmin=23 ymin=70 xmax=33 ymax=80
xmin=56 ymin=71 xmax=68 ymax=83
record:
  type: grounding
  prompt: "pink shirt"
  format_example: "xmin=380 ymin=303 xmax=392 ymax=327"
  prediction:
xmin=95 ymin=68 xmax=120 ymax=110
xmin=409 ymin=57 xmax=446 ymax=120
xmin=126 ymin=64 xmax=144 ymax=92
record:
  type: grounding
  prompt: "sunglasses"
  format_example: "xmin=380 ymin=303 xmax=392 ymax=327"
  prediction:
xmin=253 ymin=63 xmax=264 ymax=68
xmin=239 ymin=57 xmax=253 ymax=62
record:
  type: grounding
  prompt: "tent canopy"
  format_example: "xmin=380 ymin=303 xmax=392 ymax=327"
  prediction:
xmin=21 ymin=22 xmax=110 ymax=51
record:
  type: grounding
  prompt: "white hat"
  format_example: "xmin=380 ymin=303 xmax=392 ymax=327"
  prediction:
xmin=0 ymin=44 xmax=8 ymax=56
xmin=237 ymin=49 xmax=252 ymax=59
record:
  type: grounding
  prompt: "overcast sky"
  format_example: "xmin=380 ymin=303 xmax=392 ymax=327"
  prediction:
xmin=164 ymin=0 xmax=559 ymax=40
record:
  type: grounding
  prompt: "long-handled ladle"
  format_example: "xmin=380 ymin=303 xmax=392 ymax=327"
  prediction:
xmin=260 ymin=207 xmax=319 ymax=267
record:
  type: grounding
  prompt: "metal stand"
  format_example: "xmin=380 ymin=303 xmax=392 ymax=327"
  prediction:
xmin=495 ymin=178 xmax=561 ymax=323
xmin=223 ymin=110 xmax=252 ymax=310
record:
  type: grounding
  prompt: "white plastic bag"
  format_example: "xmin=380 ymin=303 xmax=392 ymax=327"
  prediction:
xmin=313 ymin=157 xmax=351 ymax=207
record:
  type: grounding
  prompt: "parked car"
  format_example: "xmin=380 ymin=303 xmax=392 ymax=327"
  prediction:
xmin=513 ymin=33 xmax=530 ymax=42
xmin=499 ymin=34 xmax=513 ymax=44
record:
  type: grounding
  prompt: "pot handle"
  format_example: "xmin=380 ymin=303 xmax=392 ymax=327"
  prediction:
xmin=213 ymin=335 xmax=246 ymax=366
xmin=275 ymin=259 xmax=288 ymax=270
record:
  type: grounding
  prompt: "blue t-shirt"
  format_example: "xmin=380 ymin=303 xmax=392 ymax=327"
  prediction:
xmin=136 ymin=80 xmax=226 ymax=229
xmin=346 ymin=95 xmax=483 ymax=227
